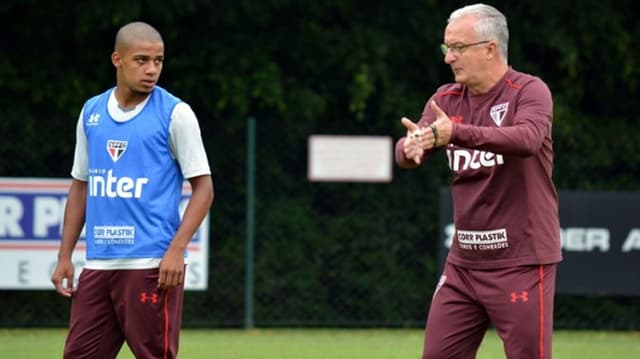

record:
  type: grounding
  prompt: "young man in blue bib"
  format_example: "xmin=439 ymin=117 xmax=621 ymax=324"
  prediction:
xmin=51 ymin=21 xmax=214 ymax=359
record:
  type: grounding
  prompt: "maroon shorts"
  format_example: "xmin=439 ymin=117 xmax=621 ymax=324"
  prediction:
xmin=422 ymin=262 xmax=556 ymax=359
xmin=63 ymin=268 xmax=185 ymax=359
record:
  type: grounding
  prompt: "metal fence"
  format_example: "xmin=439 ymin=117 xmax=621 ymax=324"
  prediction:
xmin=2 ymin=117 xmax=640 ymax=330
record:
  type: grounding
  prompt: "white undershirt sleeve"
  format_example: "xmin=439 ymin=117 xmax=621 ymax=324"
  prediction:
xmin=70 ymin=109 xmax=89 ymax=181
xmin=169 ymin=102 xmax=212 ymax=178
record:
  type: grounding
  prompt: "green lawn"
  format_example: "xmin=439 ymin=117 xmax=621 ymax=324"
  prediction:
xmin=1 ymin=328 xmax=639 ymax=358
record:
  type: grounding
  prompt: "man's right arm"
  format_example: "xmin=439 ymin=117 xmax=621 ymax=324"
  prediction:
xmin=60 ymin=112 xmax=89 ymax=260
xmin=52 ymin=109 xmax=89 ymax=296
xmin=51 ymin=179 xmax=87 ymax=297
xmin=58 ymin=179 xmax=87 ymax=259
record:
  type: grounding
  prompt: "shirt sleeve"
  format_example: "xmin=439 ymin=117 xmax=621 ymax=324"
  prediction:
xmin=451 ymin=79 xmax=553 ymax=156
xmin=70 ymin=109 xmax=89 ymax=181
xmin=169 ymin=102 xmax=212 ymax=178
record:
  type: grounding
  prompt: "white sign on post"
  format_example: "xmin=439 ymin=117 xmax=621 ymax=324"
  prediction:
xmin=307 ymin=135 xmax=393 ymax=183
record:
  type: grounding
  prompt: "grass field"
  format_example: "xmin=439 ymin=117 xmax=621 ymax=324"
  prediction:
xmin=1 ymin=328 xmax=639 ymax=358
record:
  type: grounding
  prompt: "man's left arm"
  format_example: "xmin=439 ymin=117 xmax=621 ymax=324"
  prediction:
xmin=159 ymin=102 xmax=214 ymax=289
xmin=158 ymin=174 xmax=213 ymax=290
xmin=433 ymin=79 xmax=553 ymax=156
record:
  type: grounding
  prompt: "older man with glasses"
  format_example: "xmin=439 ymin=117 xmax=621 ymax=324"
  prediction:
xmin=396 ymin=3 xmax=562 ymax=359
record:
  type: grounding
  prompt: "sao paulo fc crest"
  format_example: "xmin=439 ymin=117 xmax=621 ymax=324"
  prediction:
xmin=490 ymin=102 xmax=509 ymax=127
xmin=106 ymin=140 xmax=128 ymax=162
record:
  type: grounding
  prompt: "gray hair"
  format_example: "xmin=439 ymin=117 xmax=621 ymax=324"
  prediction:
xmin=449 ymin=4 xmax=509 ymax=63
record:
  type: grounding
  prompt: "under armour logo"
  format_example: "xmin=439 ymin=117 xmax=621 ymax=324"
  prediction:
xmin=140 ymin=292 xmax=159 ymax=304
xmin=510 ymin=291 xmax=529 ymax=303
xmin=87 ymin=113 xmax=100 ymax=126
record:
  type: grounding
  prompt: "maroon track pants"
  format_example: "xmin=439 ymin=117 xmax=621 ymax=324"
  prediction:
xmin=63 ymin=268 xmax=185 ymax=359
xmin=422 ymin=262 xmax=556 ymax=359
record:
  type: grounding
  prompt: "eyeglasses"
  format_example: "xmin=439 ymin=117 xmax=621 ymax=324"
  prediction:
xmin=440 ymin=41 xmax=490 ymax=56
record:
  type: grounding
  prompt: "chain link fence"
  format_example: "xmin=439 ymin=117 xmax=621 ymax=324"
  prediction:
xmin=2 ymin=117 xmax=640 ymax=330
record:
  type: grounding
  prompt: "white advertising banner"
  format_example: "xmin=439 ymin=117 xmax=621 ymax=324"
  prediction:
xmin=0 ymin=177 xmax=209 ymax=290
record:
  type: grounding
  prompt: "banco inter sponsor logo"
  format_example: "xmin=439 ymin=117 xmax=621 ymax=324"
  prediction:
xmin=446 ymin=148 xmax=504 ymax=172
xmin=88 ymin=169 xmax=149 ymax=198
